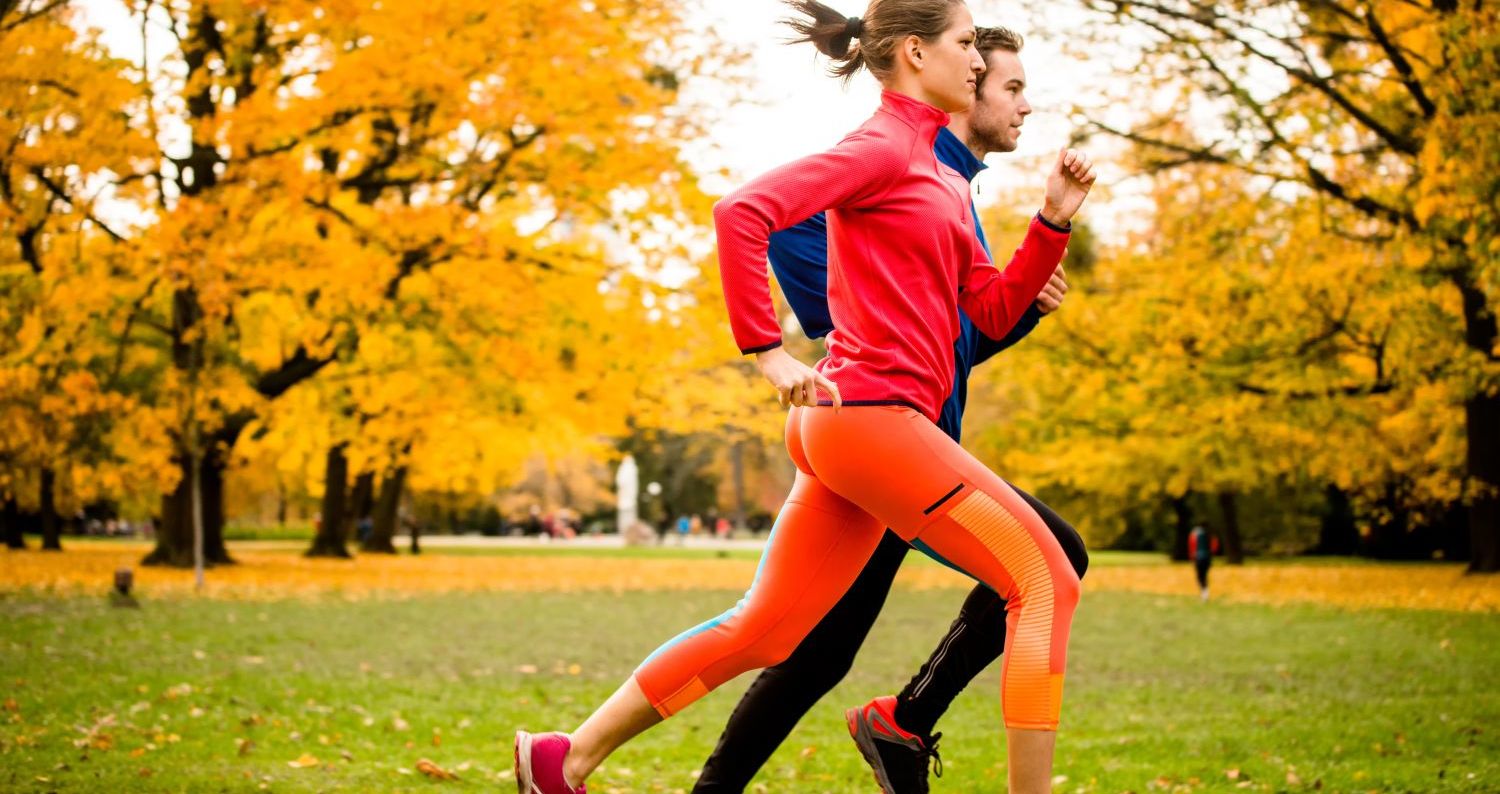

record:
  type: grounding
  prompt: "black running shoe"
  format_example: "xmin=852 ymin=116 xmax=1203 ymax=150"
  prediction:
xmin=845 ymin=695 xmax=942 ymax=794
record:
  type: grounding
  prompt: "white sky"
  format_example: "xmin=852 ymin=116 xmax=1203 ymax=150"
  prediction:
xmin=684 ymin=0 xmax=1143 ymax=232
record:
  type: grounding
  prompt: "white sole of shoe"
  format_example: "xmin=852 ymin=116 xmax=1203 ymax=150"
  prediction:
xmin=515 ymin=730 xmax=538 ymax=794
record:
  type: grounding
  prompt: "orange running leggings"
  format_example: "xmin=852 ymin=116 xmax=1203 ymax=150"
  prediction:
xmin=633 ymin=406 xmax=1081 ymax=730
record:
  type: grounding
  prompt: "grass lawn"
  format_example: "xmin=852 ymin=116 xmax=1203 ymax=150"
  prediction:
xmin=2 ymin=575 xmax=1496 ymax=793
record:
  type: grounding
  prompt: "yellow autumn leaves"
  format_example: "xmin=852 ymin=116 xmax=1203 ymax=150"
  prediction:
xmin=0 ymin=0 xmax=736 ymax=531
xmin=3 ymin=544 xmax=1495 ymax=612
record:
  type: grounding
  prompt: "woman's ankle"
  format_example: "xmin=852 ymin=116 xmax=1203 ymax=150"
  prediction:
xmin=561 ymin=747 xmax=591 ymax=790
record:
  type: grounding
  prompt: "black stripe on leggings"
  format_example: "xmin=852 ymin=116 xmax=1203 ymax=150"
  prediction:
xmin=922 ymin=483 xmax=965 ymax=516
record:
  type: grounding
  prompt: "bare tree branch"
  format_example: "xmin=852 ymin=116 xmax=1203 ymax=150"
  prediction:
xmin=1361 ymin=4 xmax=1437 ymax=118
xmin=0 ymin=0 xmax=68 ymax=33
xmin=28 ymin=167 xmax=128 ymax=242
xmin=1097 ymin=0 xmax=1423 ymax=155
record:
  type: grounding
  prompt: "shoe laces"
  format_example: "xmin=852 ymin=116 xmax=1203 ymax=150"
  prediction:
xmin=923 ymin=731 xmax=943 ymax=779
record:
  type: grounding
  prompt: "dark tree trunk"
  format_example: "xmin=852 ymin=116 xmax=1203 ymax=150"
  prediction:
xmin=1314 ymin=484 xmax=1360 ymax=555
xmin=142 ymin=445 xmax=233 ymax=568
xmin=1217 ymin=491 xmax=1245 ymax=564
xmin=202 ymin=442 xmax=228 ymax=562
xmin=276 ymin=480 xmax=288 ymax=527
xmin=362 ymin=467 xmax=407 ymax=554
xmin=306 ymin=445 xmax=351 ymax=558
xmin=39 ymin=468 xmax=61 ymax=551
xmin=1170 ymin=494 xmax=1194 ymax=561
xmin=1466 ymin=393 xmax=1500 ymax=572
xmin=3 ymin=493 xmax=25 ymax=549
xmin=1458 ymin=275 xmax=1499 ymax=573
xmin=408 ymin=514 xmax=421 ymax=556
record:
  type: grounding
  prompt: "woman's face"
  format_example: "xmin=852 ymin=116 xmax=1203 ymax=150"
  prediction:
xmin=915 ymin=4 xmax=985 ymax=112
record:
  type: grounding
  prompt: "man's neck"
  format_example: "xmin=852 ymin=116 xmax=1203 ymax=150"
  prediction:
xmin=945 ymin=115 xmax=990 ymax=161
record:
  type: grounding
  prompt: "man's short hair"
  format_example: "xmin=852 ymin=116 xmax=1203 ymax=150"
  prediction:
xmin=975 ymin=26 xmax=1024 ymax=55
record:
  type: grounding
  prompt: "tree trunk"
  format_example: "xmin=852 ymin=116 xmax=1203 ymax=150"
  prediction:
xmin=1217 ymin=490 xmax=1245 ymax=565
xmin=3 ymin=494 xmax=24 ymax=550
xmin=1459 ymin=276 xmax=1499 ymax=573
xmin=306 ymin=444 xmax=352 ymax=558
xmin=39 ymin=467 xmax=61 ymax=551
xmin=1314 ymin=484 xmax=1360 ymax=555
xmin=362 ymin=467 xmax=407 ymax=554
xmin=1170 ymin=494 xmax=1194 ymax=561
xmin=1466 ymin=390 xmax=1500 ymax=572
xmin=143 ymin=446 xmax=233 ymax=567
xmin=201 ymin=442 xmax=229 ymax=563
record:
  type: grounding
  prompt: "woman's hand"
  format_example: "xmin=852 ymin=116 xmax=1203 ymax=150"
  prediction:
xmin=1041 ymin=148 xmax=1098 ymax=227
xmin=755 ymin=347 xmax=842 ymax=411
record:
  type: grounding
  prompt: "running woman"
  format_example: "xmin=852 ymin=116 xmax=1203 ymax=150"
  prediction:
xmin=514 ymin=3 xmax=1096 ymax=792
xmin=692 ymin=26 xmax=1089 ymax=794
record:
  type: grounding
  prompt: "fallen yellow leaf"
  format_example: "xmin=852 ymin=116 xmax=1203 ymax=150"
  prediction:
xmin=288 ymin=753 xmax=319 ymax=768
xmin=415 ymin=758 xmax=459 ymax=781
xmin=2 ymin=544 xmax=1493 ymax=612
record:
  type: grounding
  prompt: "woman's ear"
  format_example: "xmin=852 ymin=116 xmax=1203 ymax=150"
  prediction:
xmin=902 ymin=34 xmax=924 ymax=70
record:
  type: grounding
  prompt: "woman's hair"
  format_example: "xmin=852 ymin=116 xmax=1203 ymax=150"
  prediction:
xmin=782 ymin=0 xmax=967 ymax=83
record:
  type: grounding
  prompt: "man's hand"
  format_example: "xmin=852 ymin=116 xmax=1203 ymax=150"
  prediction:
xmin=755 ymin=346 xmax=842 ymax=411
xmin=1035 ymin=263 xmax=1069 ymax=315
xmin=1041 ymin=148 xmax=1097 ymax=227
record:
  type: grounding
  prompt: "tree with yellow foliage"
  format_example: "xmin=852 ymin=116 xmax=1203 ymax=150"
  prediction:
xmin=972 ymin=161 xmax=1467 ymax=562
xmin=1 ymin=0 xmax=727 ymax=565
xmin=118 ymin=0 xmax=720 ymax=566
xmin=0 ymin=1 xmax=158 ymax=550
xmin=1072 ymin=0 xmax=1499 ymax=571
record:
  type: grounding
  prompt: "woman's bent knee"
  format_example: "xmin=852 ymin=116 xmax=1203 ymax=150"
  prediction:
xmin=1052 ymin=564 xmax=1081 ymax=612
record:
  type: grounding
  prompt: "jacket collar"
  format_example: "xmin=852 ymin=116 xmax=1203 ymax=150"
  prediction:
xmin=934 ymin=127 xmax=986 ymax=182
xmin=878 ymin=89 xmax=950 ymax=142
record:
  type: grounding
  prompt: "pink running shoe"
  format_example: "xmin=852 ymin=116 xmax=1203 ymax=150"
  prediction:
xmin=514 ymin=731 xmax=586 ymax=794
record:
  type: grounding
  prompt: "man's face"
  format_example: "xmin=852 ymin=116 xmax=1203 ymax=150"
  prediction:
xmin=970 ymin=49 xmax=1031 ymax=154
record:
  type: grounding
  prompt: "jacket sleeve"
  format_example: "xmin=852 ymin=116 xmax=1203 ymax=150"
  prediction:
xmin=714 ymin=129 xmax=906 ymax=354
xmin=956 ymin=215 xmax=1070 ymax=342
xmin=970 ymin=304 xmax=1043 ymax=366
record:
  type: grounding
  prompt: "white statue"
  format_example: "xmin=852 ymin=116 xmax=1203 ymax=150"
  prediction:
xmin=616 ymin=454 xmax=639 ymax=536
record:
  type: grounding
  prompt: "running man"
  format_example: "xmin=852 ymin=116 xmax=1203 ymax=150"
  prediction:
xmin=692 ymin=25 xmax=1089 ymax=794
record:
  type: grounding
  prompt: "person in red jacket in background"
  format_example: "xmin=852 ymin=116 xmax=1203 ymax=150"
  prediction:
xmin=1189 ymin=524 xmax=1220 ymax=602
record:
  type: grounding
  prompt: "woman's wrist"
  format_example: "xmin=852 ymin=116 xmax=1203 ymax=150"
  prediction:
xmin=1039 ymin=205 xmax=1071 ymax=229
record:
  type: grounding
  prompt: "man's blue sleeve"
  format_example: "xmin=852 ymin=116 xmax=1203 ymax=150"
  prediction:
xmin=767 ymin=213 xmax=834 ymax=340
xmin=970 ymin=304 xmax=1043 ymax=367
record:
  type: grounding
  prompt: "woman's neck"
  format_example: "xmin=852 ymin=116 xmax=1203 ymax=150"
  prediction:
xmin=884 ymin=74 xmax=942 ymax=110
